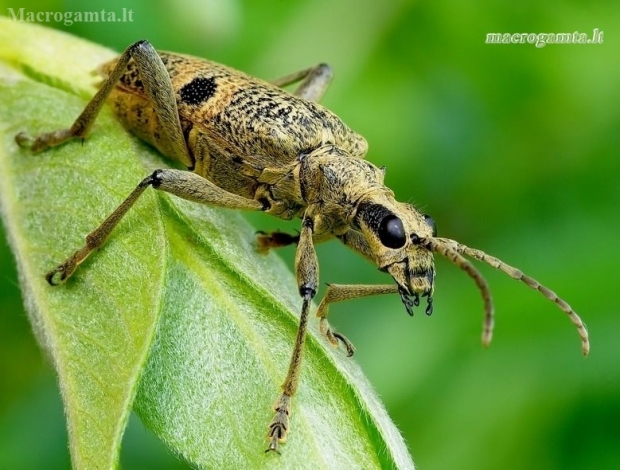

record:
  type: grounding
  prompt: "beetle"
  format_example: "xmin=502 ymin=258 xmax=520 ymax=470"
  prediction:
xmin=15 ymin=40 xmax=590 ymax=453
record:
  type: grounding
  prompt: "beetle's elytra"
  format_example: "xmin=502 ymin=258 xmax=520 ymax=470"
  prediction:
xmin=15 ymin=40 xmax=590 ymax=453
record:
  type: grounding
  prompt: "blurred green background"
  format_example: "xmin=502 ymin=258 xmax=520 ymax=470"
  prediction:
xmin=1 ymin=0 xmax=618 ymax=469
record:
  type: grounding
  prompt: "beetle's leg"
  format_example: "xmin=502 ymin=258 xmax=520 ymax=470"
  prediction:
xmin=267 ymin=214 xmax=318 ymax=453
xmin=256 ymin=229 xmax=334 ymax=253
xmin=45 ymin=169 xmax=263 ymax=285
xmin=270 ymin=64 xmax=332 ymax=102
xmin=256 ymin=231 xmax=300 ymax=252
xmin=316 ymin=284 xmax=399 ymax=356
xmin=16 ymin=40 xmax=193 ymax=167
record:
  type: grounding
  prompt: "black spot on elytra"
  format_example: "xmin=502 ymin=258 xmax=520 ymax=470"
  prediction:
xmin=180 ymin=77 xmax=217 ymax=105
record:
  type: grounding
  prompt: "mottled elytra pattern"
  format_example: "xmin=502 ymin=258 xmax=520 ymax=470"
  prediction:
xmin=17 ymin=39 xmax=589 ymax=455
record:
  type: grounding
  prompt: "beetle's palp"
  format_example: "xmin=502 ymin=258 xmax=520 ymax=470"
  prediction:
xmin=432 ymin=237 xmax=590 ymax=356
xmin=422 ymin=237 xmax=495 ymax=348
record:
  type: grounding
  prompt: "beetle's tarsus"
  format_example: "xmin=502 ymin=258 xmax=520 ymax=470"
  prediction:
xmin=333 ymin=332 xmax=356 ymax=357
xmin=266 ymin=393 xmax=290 ymax=453
xmin=319 ymin=318 xmax=356 ymax=356
xmin=45 ymin=263 xmax=70 ymax=286
xmin=15 ymin=132 xmax=50 ymax=153
xmin=15 ymin=132 xmax=33 ymax=148
xmin=45 ymin=258 xmax=78 ymax=285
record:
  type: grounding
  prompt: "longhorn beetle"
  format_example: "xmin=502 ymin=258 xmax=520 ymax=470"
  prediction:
xmin=16 ymin=40 xmax=590 ymax=453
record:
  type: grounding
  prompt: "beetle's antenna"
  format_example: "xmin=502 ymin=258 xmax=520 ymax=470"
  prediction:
xmin=433 ymin=237 xmax=590 ymax=356
xmin=422 ymin=237 xmax=495 ymax=348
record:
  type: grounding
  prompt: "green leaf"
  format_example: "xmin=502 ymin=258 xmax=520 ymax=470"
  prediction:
xmin=0 ymin=18 xmax=414 ymax=469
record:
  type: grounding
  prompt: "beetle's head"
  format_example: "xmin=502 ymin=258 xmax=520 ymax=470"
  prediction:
xmin=354 ymin=199 xmax=437 ymax=315
xmin=352 ymin=196 xmax=590 ymax=357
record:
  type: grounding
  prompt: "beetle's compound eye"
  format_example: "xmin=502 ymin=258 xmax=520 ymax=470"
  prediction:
xmin=378 ymin=215 xmax=406 ymax=248
xmin=423 ymin=214 xmax=437 ymax=237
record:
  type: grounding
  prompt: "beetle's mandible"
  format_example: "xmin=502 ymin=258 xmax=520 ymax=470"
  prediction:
xmin=15 ymin=40 xmax=590 ymax=453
